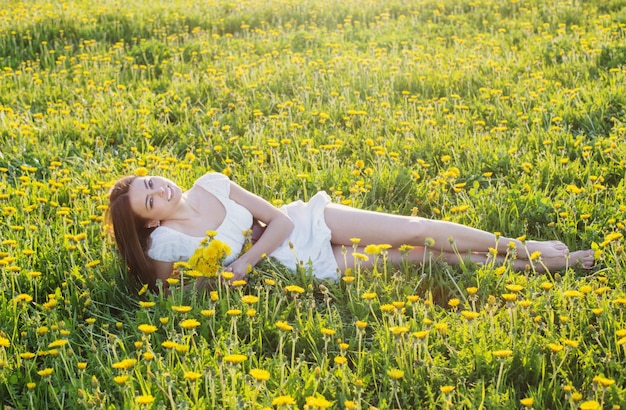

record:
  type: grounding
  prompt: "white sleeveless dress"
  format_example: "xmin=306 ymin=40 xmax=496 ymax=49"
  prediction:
xmin=146 ymin=173 xmax=340 ymax=281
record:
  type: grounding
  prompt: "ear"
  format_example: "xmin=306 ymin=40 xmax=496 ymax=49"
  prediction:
xmin=146 ymin=220 xmax=160 ymax=228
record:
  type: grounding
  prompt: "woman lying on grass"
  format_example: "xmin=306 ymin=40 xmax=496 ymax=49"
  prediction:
xmin=107 ymin=172 xmax=594 ymax=291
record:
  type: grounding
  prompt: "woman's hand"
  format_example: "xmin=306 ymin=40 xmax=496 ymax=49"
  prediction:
xmin=223 ymin=258 xmax=251 ymax=282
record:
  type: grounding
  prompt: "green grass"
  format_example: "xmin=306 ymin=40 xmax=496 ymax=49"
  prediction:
xmin=1 ymin=0 xmax=625 ymax=408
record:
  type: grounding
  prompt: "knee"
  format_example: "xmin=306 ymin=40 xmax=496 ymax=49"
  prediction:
xmin=405 ymin=218 xmax=433 ymax=246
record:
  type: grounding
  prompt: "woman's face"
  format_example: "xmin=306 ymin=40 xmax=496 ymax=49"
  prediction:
xmin=127 ymin=176 xmax=183 ymax=226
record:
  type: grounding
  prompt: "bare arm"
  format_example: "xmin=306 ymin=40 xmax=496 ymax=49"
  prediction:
xmin=151 ymin=259 xmax=174 ymax=292
xmin=226 ymin=182 xmax=294 ymax=280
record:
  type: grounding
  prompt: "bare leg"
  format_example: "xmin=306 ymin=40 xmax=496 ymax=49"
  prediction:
xmin=324 ymin=204 xmax=570 ymax=260
xmin=333 ymin=245 xmax=594 ymax=273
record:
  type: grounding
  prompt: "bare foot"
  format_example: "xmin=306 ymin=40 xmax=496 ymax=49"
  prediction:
xmin=568 ymin=249 xmax=595 ymax=270
xmin=521 ymin=240 xmax=569 ymax=260
xmin=535 ymin=249 xmax=595 ymax=272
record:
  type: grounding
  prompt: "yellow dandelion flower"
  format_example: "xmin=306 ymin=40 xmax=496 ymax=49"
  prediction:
xmin=352 ymin=252 xmax=369 ymax=261
xmin=413 ymin=330 xmax=430 ymax=339
xmin=399 ymin=244 xmax=414 ymax=253
xmin=48 ymin=339 xmax=68 ymax=349
xmin=593 ymin=375 xmax=615 ymax=387
xmin=548 ymin=343 xmax=564 ymax=353
xmin=223 ymin=354 xmax=247 ymax=364
xmin=284 ymin=285 xmax=305 ymax=294
xmin=493 ymin=349 xmax=513 ymax=358
xmin=334 ymin=356 xmax=348 ymax=365
xmin=502 ymin=293 xmax=517 ymax=302
xmin=361 ymin=292 xmax=377 ymax=300
xmin=184 ymin=371 xmax=202 ymax=381
xmin=162 ymin=340 xmax=177 ymax=349
xmin=380 ymin=304 xmax=395 ymax=313
xmin=448 ymin=298 xmax=460 ymax=308
xmin=440 ymin=385 xmax=455 ymax=394
xmin=135 ymin=394 xmax=155 ymax=405
xmin=180 ymin=319 xmax=200 ymax=329
xmin=505 ymin=284 xmax=524 ymax=292
xmin=241 ymin=295 xmax=259 ymax=305
xmin=435 ymin=323 xmax=448 ymax=333
xmin=20 ymin=352 xmax=36 ymax=360
xmin=321 ymin=328 xmax=336 ymax=336
xmin=172 ymin=305 xmax=192 ymax=313
xmin=392 ymin=301 xmax=406 ymax=309
xmin=342 ymin=275 xmax=356 ymax=284
xmin=249 ymin=368 xmax=270 ymax=381
xmin=138 ymin=324 xmax=158 ymax=334
xmin=37 ymin=368 xmax=54 ymax=377
xmin=272 ymin=395 xmax=296 ymax=405
xmin=390 ymin=326 xmax=410 ymax=336
xmin=540 ymin=282 xmax=554 ymax=290
xmin=275 ymin=321 xmax=293 ymax=332
xmin=305 ymin=396 xmax=333 ymax=409
xmin=461 ymin=311 xmax=480 ymax=320
xmin=364 ymin=244 xmax=382 ymax=255
xmin=0 ymin=337 xmax=10 ymax=348
xmin=466 ymin=287 xmax=478 ymax=295
xmin=112 ymin=358 xmax=137 ymax=370
xmin=520 ymin=397 xmax=534 ymax=407
xmin=227 ymin=309 xmax=242 ymax=316
xmin=563 ymin=339 xmax=579 ymax=348
xmin=387 ymin=369 xmax=404 ymax=380
xmin=114 ymin=375 xmax=129 ymax=385
xmin=345 ymin=400 xmax=357 ymax=409
xmin=579 ymin=401 xmax=600 ymax=410
xmin=201 ymin=309 xmax=215 ymax=317
xmin=14 ymin=293 xmax=33 ymax=303
xmin=355 ymin=320 xmax=367 ymax=330
xmin=563 ymin=290 xmax=584 ymax=298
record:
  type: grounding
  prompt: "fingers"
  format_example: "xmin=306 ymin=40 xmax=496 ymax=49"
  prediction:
xmin=222 ymin=266 xmax=247 ymax=284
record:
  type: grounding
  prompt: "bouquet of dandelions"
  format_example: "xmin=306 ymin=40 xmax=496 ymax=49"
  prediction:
xmin=173 ymin=230 xmax=231 ymax=290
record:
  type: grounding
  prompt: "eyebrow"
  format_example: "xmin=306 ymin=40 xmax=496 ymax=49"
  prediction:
xmin=143 ymin=179 xmax=149 ymax=210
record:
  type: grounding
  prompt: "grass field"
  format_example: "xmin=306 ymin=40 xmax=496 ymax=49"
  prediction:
xmin=1 ymin=0 xmax=626 ymax=408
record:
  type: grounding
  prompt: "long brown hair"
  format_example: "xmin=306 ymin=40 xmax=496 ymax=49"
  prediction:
xmin=107 ymin=176 xmax=157 ymax=290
